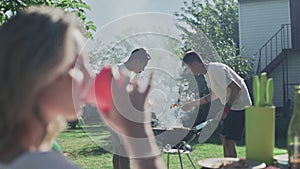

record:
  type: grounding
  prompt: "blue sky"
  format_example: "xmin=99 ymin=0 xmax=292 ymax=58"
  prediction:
xmin=84 ymin=0 xmax=184 ymax=29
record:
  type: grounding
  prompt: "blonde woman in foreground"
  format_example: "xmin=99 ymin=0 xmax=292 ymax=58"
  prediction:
xmin=0 ymin=6 xmax=166 ymax=169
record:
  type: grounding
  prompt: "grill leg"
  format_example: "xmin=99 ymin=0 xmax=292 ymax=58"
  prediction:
xmin=177 ymin=148 xmax=184 ymax=169
xmin=186 ymin=153 xmax=196 ymax=169
xmin=167 ymin=153 xmax=170 ymax=169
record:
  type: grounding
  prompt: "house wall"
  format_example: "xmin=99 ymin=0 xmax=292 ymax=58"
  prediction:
xmin=269 ymin=62 xmax=284 ymax=107
xmin=239 ymin=0 xmax=291 ymax=66
xmin=290 ymin=0 xmax=300 ymax=49
xmin=268 ymin=50 xmax=300 ymax=107
xmin=286 ymin=50 xmax=300 ymax=107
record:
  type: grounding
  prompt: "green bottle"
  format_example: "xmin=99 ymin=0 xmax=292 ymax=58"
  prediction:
xmin=287 ymin=85 xmax=300 ymax=169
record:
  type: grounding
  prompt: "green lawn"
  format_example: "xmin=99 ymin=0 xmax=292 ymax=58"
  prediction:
xmin=56 ymin=127 xmax=287 ymax=169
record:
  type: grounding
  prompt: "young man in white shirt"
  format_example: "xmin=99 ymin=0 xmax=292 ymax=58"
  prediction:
xmin=181 ymin=51 xmax=252 ymax=157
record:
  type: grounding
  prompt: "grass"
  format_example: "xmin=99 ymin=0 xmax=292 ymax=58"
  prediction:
xmin=56 ymin=126 xmax=287 ymax=169
xmin=57 ymin=129 xmax=112 ymax=168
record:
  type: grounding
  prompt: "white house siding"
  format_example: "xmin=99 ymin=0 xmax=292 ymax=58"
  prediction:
xmin=239 ymin=0 xmax=291 ymax=69
xmin=269 ymin=63 xmax=284 ymax=106
xmin=286 ymin=51 xmax=300 ymax=107
xmin=268 ymin=50 xmax=300 ymax=107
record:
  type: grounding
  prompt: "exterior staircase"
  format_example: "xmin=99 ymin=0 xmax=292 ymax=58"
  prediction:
xmin=256 ymin=24 xmax=291 ymax=74
xmin=256 ymin=24 xmax=292 ymax=117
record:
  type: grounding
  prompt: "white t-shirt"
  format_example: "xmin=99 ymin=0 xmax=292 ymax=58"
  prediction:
xmin=204 ymin=62 xmax=252 ymax=110
xmin=0 ymin=151 xmax=79 ymax=169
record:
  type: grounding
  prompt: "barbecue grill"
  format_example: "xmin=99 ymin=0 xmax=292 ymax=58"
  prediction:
xmin=152 ymin=119 xmax=215 ymax=169
xmin=153 ymin=127 xmax=197 ymax=148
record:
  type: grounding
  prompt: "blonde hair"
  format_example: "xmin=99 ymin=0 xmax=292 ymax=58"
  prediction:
xmin=0 ymin=6 xmax=83 ymax=152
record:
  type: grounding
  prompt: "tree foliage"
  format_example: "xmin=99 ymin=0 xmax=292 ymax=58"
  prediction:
xmin=0 ymin=0 xmax=96 ymax=38
xmin=175 ymin=0 xmax=254 ymax=80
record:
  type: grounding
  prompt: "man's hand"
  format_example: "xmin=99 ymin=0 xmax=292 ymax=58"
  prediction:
xmin=222 ymin=103 xmax=232 ymax=119
xmin=99 ymin=69 xmax=153 ymax=138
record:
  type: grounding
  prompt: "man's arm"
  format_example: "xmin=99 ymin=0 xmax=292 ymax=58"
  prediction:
xmin=189 ymin=93 xmax=211 ymax=106
xmin=181 ymin=88 xmax=218 ymax=111
xmin=226 ymin=81 xmax=241 ymax=106
xmin=221 ymin=80 xmax=242 ymax=119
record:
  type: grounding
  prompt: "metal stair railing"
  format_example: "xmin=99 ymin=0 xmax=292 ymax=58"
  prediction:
xmin=256 ymin=24 xmax=291 ymax=74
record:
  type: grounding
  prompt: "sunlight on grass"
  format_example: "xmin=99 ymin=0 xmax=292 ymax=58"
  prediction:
xmin=57 ymin=128 xmax=286 ymax=169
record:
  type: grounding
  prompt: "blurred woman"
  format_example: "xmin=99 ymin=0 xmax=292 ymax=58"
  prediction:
xmin=0 ymin=6 xmax=165 ymax=169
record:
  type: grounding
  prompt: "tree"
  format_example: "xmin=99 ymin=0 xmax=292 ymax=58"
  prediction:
xmin=175 ymin=0 xmax=254 ymax=80
xmin=0 ymin=0 xmax=96 ymax=38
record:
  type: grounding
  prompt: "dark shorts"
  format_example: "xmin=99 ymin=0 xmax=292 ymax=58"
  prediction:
xmin=221 ymin=109 xmax=245 ymax=141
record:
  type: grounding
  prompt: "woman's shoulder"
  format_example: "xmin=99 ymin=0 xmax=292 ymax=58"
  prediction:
xmin=0 ymin=151 xmax=79 ymax=169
